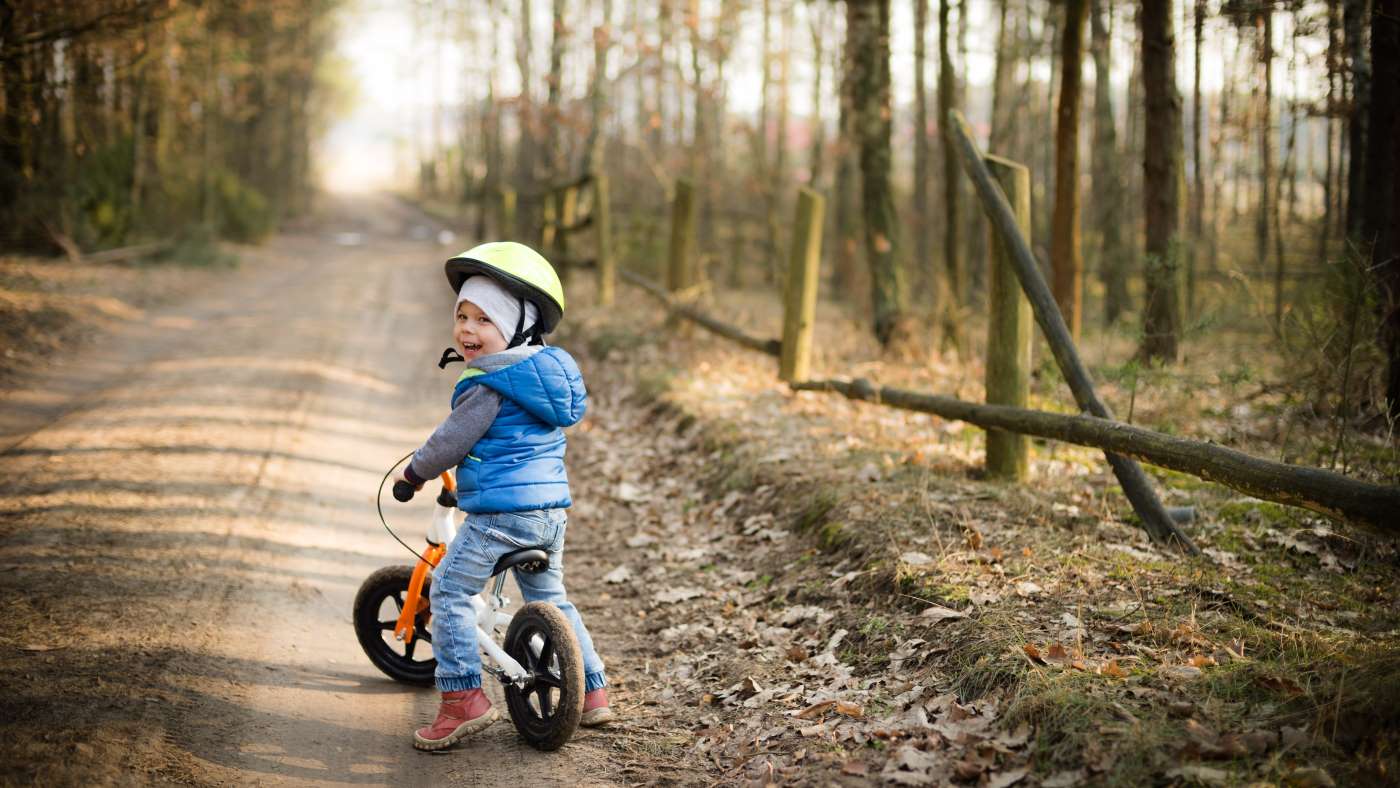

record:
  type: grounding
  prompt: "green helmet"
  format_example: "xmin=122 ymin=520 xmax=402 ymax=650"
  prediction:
xmin=444 ymin=242 xmax=565 ymax=337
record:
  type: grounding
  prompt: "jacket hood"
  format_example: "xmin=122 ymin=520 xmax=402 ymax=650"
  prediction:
xmin=470 ymin=345 xmax=586 ymax=427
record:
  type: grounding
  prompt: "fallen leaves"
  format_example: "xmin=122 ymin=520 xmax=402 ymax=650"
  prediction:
xmin=602 ymin=565 xmax=632 ymax=584
xmin=652 ymin=587 xmax=704 ymax=604
xmin=793 ymin=699 xmax=864 ymax=720
xmin=918 ymin=604 xmax=966 ymax=621
xmin=1014 ymin=580 xmax=1043 ymax=598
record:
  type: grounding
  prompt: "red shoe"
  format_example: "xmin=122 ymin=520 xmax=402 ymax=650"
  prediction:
xmin=413 ymin=689 xmax=498 ymax=750
xmin=580 ymin=687 xmax=614 ymax=727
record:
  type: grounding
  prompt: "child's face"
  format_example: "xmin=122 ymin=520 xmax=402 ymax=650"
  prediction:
xmin=454 ymin=299 xmax=509 ymax=361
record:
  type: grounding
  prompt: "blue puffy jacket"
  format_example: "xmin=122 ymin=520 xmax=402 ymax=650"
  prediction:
xmin=452 ymin=346 xmax=587 ymax=513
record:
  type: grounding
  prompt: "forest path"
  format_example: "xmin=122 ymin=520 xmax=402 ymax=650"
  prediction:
xmin=0 ymin=195 xmax=651 ymax=786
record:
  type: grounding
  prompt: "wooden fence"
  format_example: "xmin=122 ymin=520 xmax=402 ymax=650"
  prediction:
xmin=507 ymin=143 xmax=1400 ymax=543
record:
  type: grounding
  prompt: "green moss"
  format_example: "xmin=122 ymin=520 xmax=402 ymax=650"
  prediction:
xmin=815 ymin=520 xmax=851 ymax=551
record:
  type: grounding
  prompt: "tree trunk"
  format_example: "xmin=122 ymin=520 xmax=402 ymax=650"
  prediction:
xmin=1139 ymin=0 xmax=1183 ymax=364
xmin=770 ymin=0 xmax=793 ymax=278
xmin=583 ymin=0 xmax=613 ymax=230
xmin=847 ymin=0 xmax=909 ymax=347
xmin=1189 ymin=0 xmax=1205 ymax=320
xmin=1343 ymin=0 xmax=1369 ymax=241
xmin=686 ymin=0 xmax=707 ymax=237
xmin=988 ymin=0 xmax=1014 ymax=156
xmin=1367 ymin=0 xmax=1400 ymax=418
xmin=914 ymin=0 xmax=931 ymax=289
xmin=938 ymin=0 xmax=962 ymax=342
xmin=1090 ymin=0 xmax=1129 ymax=326
xmin=547 ymin=0 xmax=567 ymax=181
xmin=515 ymin=0 xmax=537 ymax=239
xmin=1321 ymin=0 xmax=1340 ymax=262
xmin=756 ymin=0 xmax=774 ymax=280
xmin=1 ymin=4 xmax=28 ymax=248
xmin=1257 ymin=10 xmax=1276 ymax=326
xmin=808 ymin=3 xmax=828 ymax=188
xmin=1051 ymin=0 xmax=1087 ymax=342
xmin=833 ymin=10 xmax=861 ymax=299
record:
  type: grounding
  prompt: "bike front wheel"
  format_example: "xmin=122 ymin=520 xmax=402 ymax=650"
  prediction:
xmin=353 ymin=565 xmax=436 ymax=686
xmin=502 ymin=602 xmax=585 ymax=750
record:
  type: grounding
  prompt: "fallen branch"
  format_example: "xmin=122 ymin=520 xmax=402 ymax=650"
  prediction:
xmin=793 ymin=377 xmax=1400 ymax=535
xmin=620 ymin=269 xmax=781 ymax=357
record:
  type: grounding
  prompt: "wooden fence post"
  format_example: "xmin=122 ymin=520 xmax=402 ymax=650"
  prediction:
xmin=594 ymin=175 xmax=616 ymax=307
xmin=497 ymin=188 xmax=516 ymax=239
xmin=984 ymin=156 xmax=1033 ymax=480
xmin=667 ymin=178 xmax=697 ymax=332
xmin=780 ymin=188 xmax=826 ymax=383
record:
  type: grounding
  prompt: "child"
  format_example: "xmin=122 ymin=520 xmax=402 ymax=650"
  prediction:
xmin=398 ymin=241 xmax=611 ymax=751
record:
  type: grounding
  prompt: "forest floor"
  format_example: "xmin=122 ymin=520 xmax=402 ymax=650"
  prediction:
xmin=0 ymin=195 xmax=1397 ymax=787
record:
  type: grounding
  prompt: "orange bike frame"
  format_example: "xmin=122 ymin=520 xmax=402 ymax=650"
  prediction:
xmin=393 ymin=471 xmax=456 ymax=644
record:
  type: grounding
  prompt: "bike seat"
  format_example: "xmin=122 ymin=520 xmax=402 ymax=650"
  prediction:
xmin=493 ymin=547 xmax=550 ymax=576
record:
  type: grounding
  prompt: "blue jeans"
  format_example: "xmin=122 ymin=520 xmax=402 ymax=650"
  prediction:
xmin=430 ymin=508 xmax=607 ymax=693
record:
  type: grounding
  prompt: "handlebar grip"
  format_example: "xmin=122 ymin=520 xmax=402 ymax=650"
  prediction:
xmin=392 ymin=480 xmax=416 ymax=502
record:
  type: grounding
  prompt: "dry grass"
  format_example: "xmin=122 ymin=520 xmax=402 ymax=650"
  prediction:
xmin=564 ymin=257 xmax=1400 ymax=785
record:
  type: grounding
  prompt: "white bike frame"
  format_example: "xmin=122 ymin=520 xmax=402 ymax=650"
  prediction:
xmin=425 ymin=499 xmax=536 ymax=687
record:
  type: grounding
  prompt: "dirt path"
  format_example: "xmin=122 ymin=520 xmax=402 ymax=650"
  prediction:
xmin=0 ymin=195 xmax=650 ymax=786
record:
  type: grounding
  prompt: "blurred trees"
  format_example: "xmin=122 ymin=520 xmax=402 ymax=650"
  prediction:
xmin=7 ymin=0 xmax=1399 ymax=418
xmin=0 ymin=0 xmax=341 ymax=254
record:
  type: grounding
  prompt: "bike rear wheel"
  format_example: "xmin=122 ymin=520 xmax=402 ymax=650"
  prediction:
xmin=502 ymin=601 xmax=584 ymax=750
xmin=353 ymin=565 xmax=436 ymax=686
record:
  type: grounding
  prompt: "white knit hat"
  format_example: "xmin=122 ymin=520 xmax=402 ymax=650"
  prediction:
xmin=455 ymin=275 xmax=539 ymax=346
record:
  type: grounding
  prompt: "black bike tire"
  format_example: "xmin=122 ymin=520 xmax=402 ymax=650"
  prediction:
xmin=502 ymin=601 xmax=585 ymax=750
xmin=352 ymin=565 xmax=437 ymax=686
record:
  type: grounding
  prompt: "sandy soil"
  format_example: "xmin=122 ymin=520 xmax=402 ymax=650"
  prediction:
xmin=0 ymin=195 xmax=683 ymax=786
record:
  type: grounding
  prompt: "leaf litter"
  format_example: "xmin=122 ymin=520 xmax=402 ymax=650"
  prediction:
xmin=560 ymin=291 xmax=1400 ymax=786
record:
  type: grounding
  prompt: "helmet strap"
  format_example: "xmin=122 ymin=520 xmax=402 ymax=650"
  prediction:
xmin=506 ymin=296 xmax=548 ymax=348
xmin=437 ymin=347 xmax=465 ymax=368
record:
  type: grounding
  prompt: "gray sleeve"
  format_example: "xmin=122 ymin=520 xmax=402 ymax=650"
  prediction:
xmin=408 ymin=385 xmax=503 ymax=479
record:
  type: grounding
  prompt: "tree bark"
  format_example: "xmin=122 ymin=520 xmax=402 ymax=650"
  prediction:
xmin=1190 ymin=0 xmax=1206 ymax=320
xmin=770 ymin=0 xmax=793 ymax=279
xmin=1139 ymin=0 xmax=1183 ymax=364
xmin=938 ymin=0 xmax=963 ymax=336
xmin=515 ymin=0 xmax=537 ymax=239
xmin=914 ymin=0 xmax=931 ymax=286
xmin=1051 ymin=0 xmax=1087 ymax=342
xmin=547 ymin=0 xmax=567 ymax=181
xmin=757 ymin=0 xmax=774 ymax=279
xmin=807 ymin=3 xmax=829 ymax=187
xmin=793 ymin=376 xmax=1400 ymax=534
xmin=847 ymin=0 xmax=909 ymax=347
xmin=1367 ymin=0 xmax=1400 ymax=418
xmin=1320 ymin=0 xmax=1340 ymax=263
xmin=988 ymin=0 xmax=1014 ymax=156
xmin=1090 ymin=0 xmax=1129 ymax=326
xmin=833 ymin=9 xmax=861 ymax=298
xmin=1257 ymin=10 xmax=1276 ymax=326
xmin=1343 ymin=0 xmax=1369 ymax=241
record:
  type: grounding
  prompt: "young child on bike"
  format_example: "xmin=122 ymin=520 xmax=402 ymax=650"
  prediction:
xmin=397 ymin=241 xmax=611 ymax=751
